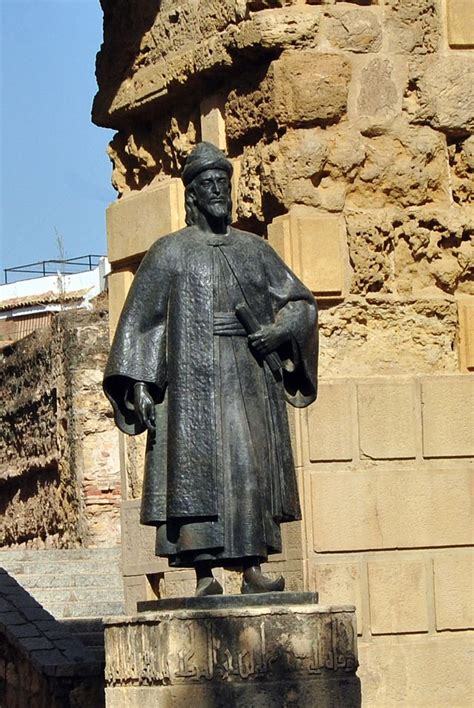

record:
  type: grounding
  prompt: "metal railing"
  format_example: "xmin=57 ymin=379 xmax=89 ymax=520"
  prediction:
xmin=3 ymin=255 xmax=104 ymax=284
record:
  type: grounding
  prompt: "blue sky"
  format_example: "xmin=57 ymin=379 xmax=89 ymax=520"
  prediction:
xmin=0 ymin=0 xmax=115 ymax=275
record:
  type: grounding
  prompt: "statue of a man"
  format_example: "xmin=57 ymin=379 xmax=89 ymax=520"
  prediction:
xmin=104 ymin=142 xmax=318 ymax=597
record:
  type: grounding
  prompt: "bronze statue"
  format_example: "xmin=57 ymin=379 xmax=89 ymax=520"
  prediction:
xmin=104 ymin=142 xmax=318 ymax=597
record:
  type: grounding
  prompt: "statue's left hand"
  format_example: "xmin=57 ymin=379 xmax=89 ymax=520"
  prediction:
xmin=249 ymin=324 xmax=289 ymax=357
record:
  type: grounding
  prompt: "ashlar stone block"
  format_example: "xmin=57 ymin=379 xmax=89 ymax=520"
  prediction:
xmin=200 ymin=95 xmax=227 ymax=150
xmin=108 ymin=269 xmax=134 ymax=339
xmin=458 ymin=299 xmax=474 ymax=371
xmin=447 ymin=0 xmax=474 ymax=47
xmin=352 ymin=56 xmax=407 ymax=134
xmin=421 ymin=376 xmax=474 ymax=458
xmin=323 ymin=6 xmax=382 ymax=53
xmin=368 ymin=560 xmax=429 ymax=635
xmin=357 ymin=380 xmax=417 ymax=460
xmin=105 ymin=600 xmax=360 ymax=707
xmin=107 ymin=179 xmax=186 ymax=265
xmin=268 ymin=208 xmax=348 ymax=298
xmin=307 ymin=380 xmax=353 ymax=462
xmin=272 ymin=52 xmax=351 ymax=127
xmin=409 ymin=56 xmax=474 ymax=134
xmin=358 ymin=635 xmax=474 ymax=707
xmin=312 ymin=563 xmax=364 ymax=634
xmin=121 ymin=500 xmax=167 ymax=579
xmin=433 ymin=554 xmax=474 ymax=630
xmin=311 ymin=468 xmax=473 ymax=553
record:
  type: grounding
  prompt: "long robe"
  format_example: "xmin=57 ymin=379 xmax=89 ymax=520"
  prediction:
xmin=103 ymin=225 xmax=318 ymax=567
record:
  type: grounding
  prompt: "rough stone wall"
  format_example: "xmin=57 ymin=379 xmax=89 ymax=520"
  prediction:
xmin=0 ymin=309 xmax=121 ymax=549
xmin=94 ymin=1 xmax=473 ymax=705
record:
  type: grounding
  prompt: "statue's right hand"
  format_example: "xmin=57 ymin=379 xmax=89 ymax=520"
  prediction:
xmin=133 ymin=382 xmax=156 ymax=432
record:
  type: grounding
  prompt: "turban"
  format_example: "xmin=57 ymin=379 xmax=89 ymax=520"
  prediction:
xmin=182 ymin=142 xmax=233 ymax=187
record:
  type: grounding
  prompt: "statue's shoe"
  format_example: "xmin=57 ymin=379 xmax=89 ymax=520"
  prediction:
xmin=241 ymin=569 xmax=285 ymax=594
xmin=195 ymin=577 xmax=224 ymax=597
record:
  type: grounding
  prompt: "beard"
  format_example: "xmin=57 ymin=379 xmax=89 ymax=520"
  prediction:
xmin=200 ymin=198 xmax=231 ymax=221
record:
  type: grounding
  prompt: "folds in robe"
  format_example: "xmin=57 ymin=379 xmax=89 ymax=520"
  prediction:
xmin=103 ymin=226 xmax=318 ymax=562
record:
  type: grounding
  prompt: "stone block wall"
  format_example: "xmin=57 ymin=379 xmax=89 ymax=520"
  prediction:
xmin=0 ymin=309 xmax=121 ymax=549
xmin=94 ymin=1 xmax=473 ymax=704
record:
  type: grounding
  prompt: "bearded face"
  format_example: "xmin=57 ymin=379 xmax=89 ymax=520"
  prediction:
xmin=190 ymin=168 xmax=232 ymax=222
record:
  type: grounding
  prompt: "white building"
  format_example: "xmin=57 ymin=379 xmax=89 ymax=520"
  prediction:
xmin=0 ymin=257 xmax=110 ymax=347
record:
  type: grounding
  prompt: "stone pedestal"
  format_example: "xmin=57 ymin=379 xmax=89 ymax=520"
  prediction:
xmin=104 ymin=593 xmax=360 ymax=707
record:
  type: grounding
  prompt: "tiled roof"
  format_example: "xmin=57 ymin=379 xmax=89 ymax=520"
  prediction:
xmin=0 ymin=289 xmax=90 ymax=312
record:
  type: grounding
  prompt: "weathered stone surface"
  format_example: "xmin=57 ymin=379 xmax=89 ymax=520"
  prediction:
xmin=0 ymin=310 xmax=120 ymax=549
xmin=307 ymin=380 xmax=353 ymax=462
xmin=357 ymin=380 xmax=416 ymax=460
xmin=273 ymin=52 xmax=351 ymax=126
xmin=311 ymin=468 xmax=473 ymax=552
xmin=312 ymin=564 xmax=363 ymax=634
xmin=449 ymin=135 xmax=474 ymax=205
xmin=120 ymin=500 xmax=166 ymax=578
xmin=94 ymin=4 xmax=321 ymax=126
xmin=354 ymin=56 xmax=406 ymax=133
xmin=347 ymin=208 xmax=473 ymax=297
xmin=358 ymin=635 xmax=474 ymax=707
xmin=323 ymin=6 xmax=382 ymax=53
xmin=385 ymin=0 xmax=441 ymax=54
xmin=107 ymin=179 xmax=186 ymax=264
xmin=258 ymin=125 xmax=448 ymax=216
xmin=405 ymin=57 xmax=474 ymax=134
xmin=107 ymin=113 xmax=198 ymax=196
xmin=367 ymin=560 xmax=429 ymax=634
xmin=225 ymin=51 xmax=350 ymax=146
xmin=137 ymin=591 xmax=318 ymax=613
xmin=225 ymin=63 xmax=274 ymax=144
xmin=268 ymin=208 xmax=348 ymax=296
xmin=261 ymin=128 xmax=330 ymax=210
xmin=200 ymin=94 xmax=227 ymax=149
xmin=105 ymin=603 xmax=360 ymax=707
xmin=433 ymin=554 xmax=474 ymax=630
xmin=347 ymin=127 xmax=449 ymax=208
xmin=244 ymin=6 xmax=320 ymax=50
xmin=318 ymin=299 xmax=458 ymax=377
xmin=107 ymin=269 xmax=134 ymax=337
xmin=458 ymin=299 xmax=474 ymax=371
xmin=420 ymin=376 xmax=474 ymax=458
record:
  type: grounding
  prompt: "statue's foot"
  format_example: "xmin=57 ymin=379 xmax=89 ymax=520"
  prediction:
xmin=241 ymin=566 xmax=285 ymax=594
xmin=195 ymin=577 xmax=224 ymax=597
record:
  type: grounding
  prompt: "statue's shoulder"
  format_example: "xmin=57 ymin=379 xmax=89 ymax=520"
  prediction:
xmin=230 ymin=227 xmax=267 ymax=248
xmin=146 ymin=227 xmax=193 ymax=259
xmin=230 ymin=227 xmax=276 ymax=254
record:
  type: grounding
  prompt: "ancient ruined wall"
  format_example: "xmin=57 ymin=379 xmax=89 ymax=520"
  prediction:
xmin=0 ymin=309 xmax=121 ymax=549
xmin=94 ymin=1 xmax=473 ymax=705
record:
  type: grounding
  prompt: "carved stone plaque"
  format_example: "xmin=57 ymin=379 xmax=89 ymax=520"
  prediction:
xmin=104 ymin=600 xmax=360 ymax=707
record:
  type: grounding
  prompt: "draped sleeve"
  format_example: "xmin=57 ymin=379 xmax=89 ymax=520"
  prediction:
xmin=260 ymin=239 xmax=318 ymax=409
xmin=103 ymin=237 xmax=174 ymax=435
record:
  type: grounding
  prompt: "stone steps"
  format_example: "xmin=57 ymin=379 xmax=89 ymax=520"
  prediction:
xmin=45 ymin=601 xmax=125 ymax=619
xmin=0 ymin=547 xmax=124 ymax=621
xmin=13 ymin=573 xmax=123 ymax=589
